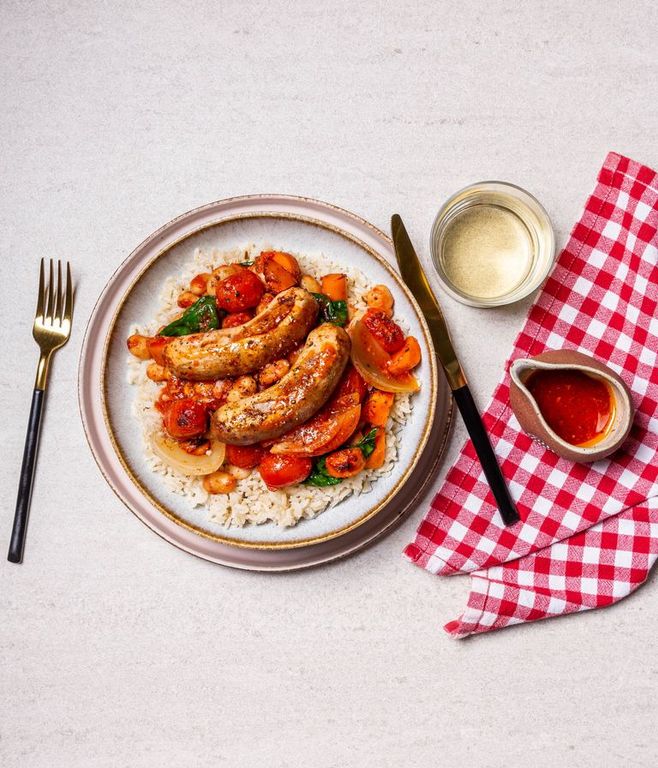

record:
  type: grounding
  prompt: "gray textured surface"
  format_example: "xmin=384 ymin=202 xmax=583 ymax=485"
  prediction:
xmin=1 ymin=2 xmax=657 ymax=766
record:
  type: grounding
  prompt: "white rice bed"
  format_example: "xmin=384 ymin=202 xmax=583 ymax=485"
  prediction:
xmin=127 ymin=245 xmax=413 ymax=528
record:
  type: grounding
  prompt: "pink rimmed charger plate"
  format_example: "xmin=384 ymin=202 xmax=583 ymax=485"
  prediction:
xmin=78 ymin=195 xmax=453 ymax=570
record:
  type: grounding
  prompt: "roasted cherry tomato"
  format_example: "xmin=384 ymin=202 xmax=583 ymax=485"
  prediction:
xmin=215 ymin=268 xmax=265 ymax=313
xmin=163 ymin=398 xmax=208 ymax=439
xmin=148 ymin=336 xmax=169 ymax=366
xmin=222 ymin=311 xmax=253 ymax=329
xmin=258 ymin=454 xmax=312 ymax=489
xmin=362 ymin=310 xmax=405 ymax=354
xmin=226 ymin=444 xmax=265 ymax=469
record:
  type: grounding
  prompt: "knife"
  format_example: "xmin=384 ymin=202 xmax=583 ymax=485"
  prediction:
xmin=391 ymin=214 xmax=520 ymax=527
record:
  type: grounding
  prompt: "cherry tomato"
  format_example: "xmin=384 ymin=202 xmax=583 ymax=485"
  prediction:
xmin=258 ymin=454 xmax=312 ymax=489
xmin=163 ymin=398 xmax=208 ymax=439
xmin=222 ymin=311 xmax=253 ymax=329
xmin=226 ymin=444 xmax=265 ymax=469
xmin=362 ymin=310 xmax=405 ymax=354
xmin=215 ymin=268 xmax=265 ymax=313
xmin=148 ymin=336 xmax=169 ymax=366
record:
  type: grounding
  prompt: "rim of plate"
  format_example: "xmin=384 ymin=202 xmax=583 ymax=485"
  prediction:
xmin=79 ymin=194 xmax=440 ymax=554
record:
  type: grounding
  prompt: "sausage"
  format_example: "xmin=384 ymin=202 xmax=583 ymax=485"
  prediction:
xmin=212 ymin=324 xmax=351 ymax=445
xmin=164 ymin=288 xmax=318 ymax=380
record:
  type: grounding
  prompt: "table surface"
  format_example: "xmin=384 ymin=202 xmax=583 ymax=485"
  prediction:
xmin=2 ymin=2 xmax=657 ymax=766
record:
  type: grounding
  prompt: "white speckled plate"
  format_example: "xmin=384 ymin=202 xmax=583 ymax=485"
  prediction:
xmin=79 ymin=195 xmax=452 ymax=569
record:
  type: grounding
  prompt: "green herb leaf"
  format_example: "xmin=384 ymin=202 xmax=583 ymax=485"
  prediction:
xmin=304 ymin=457 xmax=342 ymax=487
xmin=159 ymin=296 xmax=220 ymax=337
xmin=311 ymin=293 xmax=348 ymax=327
xmin=353 ymin=428 xmax=378 ymax=459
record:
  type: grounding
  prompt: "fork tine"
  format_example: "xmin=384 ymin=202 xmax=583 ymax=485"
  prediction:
xmin=35 ymin=258 xmax=45 ymax=319
xmin=46 ymin=259 xmax=55 ymax=320
xmin=53 ymin=260 xmax=62 ymax=322
xmin=63 ymin=262 xmax=73 ymax=324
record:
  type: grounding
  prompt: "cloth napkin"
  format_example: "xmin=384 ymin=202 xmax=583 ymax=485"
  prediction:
xmin=405 ymin=152 xmax=658 ymax=637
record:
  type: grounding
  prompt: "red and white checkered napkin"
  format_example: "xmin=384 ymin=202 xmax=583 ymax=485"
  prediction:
xmin=405 ymin=152 xmax=658 ymax=637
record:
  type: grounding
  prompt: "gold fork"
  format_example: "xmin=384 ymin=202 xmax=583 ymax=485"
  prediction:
xmin=8 ymin=259 xmax=73 ymax=563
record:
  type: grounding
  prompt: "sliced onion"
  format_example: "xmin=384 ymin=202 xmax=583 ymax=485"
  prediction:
xmin=152 ymin=433 xmax=226 ymax=476
xmin=349 ymin=318 xmax=420 ymax=394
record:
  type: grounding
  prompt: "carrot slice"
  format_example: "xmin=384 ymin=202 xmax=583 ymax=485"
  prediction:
xmin=321 ymin=273 xmax=347 ymax=302
xmin=363 ymin=390 xmax=395 ymax=427
xmin=387 ymin=336 xmax=421 ymax=375
xmin=365 ymin=428 xmax=386 ymax=469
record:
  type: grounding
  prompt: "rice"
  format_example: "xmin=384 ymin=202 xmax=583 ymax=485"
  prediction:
xmin=127 ymin=245 xmax=414 ymax=528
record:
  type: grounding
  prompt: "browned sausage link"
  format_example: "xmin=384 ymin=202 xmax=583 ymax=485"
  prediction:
xmin=212 ymin=324 xmax=351 ymax=445
xmin=164 ymin=288 xmax=318 ymax=380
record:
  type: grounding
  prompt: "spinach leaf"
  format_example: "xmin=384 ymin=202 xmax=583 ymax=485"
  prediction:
xmin=353 ymin=428 xmax=378 ymax=459
xmin=304 ymin=457 xmax=342 ymax=487
xmin=159 ymin=296 xmax=220 ymax=337
xmin=311 ymin=292 xmax=348 ymax=327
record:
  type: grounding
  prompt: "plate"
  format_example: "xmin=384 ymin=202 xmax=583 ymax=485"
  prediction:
xmin=79 ymin=195 xmax=453 ymax=569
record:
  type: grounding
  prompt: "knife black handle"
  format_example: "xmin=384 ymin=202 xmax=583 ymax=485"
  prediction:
xmin=452 ymin=384 xmax=520 ymax=527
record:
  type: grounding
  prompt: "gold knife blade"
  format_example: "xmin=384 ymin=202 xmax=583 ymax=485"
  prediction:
xmin=391 ymin=214 xmax=466 ymax=391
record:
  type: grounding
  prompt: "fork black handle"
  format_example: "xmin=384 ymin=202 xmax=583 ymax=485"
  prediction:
xmin=452 ymin=384 xmax=520 ymax=527
xmin=8 ymin=389 xmax=45 ymax=563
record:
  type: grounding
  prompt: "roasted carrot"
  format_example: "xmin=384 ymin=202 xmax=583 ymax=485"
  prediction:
xmin=387 ymin=336 xmax=421 ymax=375
xmin=363 ymin=389 xmax=395 ymax=427
xmin=325 ymin=448 xmax=366 ymax=478
xmin=321 ymin=273 xmax=347 ymax=302
xmin=365 ymin=428 xmax=386 ymax=469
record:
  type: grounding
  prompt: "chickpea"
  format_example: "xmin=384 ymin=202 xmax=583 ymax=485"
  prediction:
xmin=190 ymin=272 xmax=212 ymax=296
xmin=300 ymin=274 xmax=322 ymax=293
xmin=202 ymin=471 xmax=237 ymax=494
xmin=146 ymin=362 xmax=171 ymax=382
xmin=227 ymin=375 xmax=258 ymax=402
xmin=127 ymin=334 xmax=151 ymax=360
xmin=212 ymin=380 xmax=232 ymax=400
xmin=364 ymin=284 xmax=394 ymax=317
xmin=206 ymin=264 xmax=242 ymax=293
xmin=258 ymin=359 xmax=290 ymax=388
xmin=225 ymin=464 xmax=251 ymax=480
xmin=255 ymin=292 xmax=275 ymax=315
xmin=177 ymin=291 xmax=198 ymax=308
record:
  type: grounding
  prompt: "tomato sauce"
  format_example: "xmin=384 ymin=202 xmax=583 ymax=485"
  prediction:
xmin=525 ymin=369 xmax=613 ymax=446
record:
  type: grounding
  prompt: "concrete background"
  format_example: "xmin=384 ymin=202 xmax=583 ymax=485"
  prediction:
xmin=1 ymin=1 xmax=657 ymax=766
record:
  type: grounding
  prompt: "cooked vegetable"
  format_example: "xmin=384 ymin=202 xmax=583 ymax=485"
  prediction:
xmin=127 ymin=334 xmax=150 ymax=360
xmin=387 ymin=336 xmax=421 ymax=374
xmin=238 ymin=260 xmax=254 ymax=267
xmin=163 ymin=398 xmax=208 ymax=439
xmin=177 ymin=291 xmax=198 ymax=308
xmin=304 ymin=457 xmax=342 ymax=487
xmin=311 ymin=292 xmax=348 ymax=327
xmin=147 ymin=336 xmax=169 ymax=366
xmin=300 ymin=274 xmax=322 ymax=293
xmin=271 ymin=403 xmax=361 ymax=456
xmin=349 ymin=317 xmax=420 ymax=394
xmin=222 ymin=311 xmax=253 ymax=329
xmin=146 ymin=362 xmax=170 ymax=382
xmin=190 ymin=272 xmax=212 ymax=296
xmin=202 ymin=470 xmax=237 ymax=494
xmin=364 ymin=428 xmax=386 ymax=469
xmin=362 ymin=310 xmax=405 ymax=353
xmin=321 ymin=273 xmax=347 ymax=302
xmin=152 ymin=433 xmax=226 ymax=476
xmin=255 ymin=251 xmax=301 ymax=293
xmin=363 ymin=284 xmax=394 ymax=316
xmin=226 ymin=444 xmax=265 ymax=470
xmin=258 ymin=454 xmax=312 ymax=489
xmin=363 ymin=390 xmax=395 ymax=426
xmin=352 ymin=428 xmax=378 ymax=458
xmin=215 ymin=268 xmax=265 ymax=313
xmin=160 ymin=296 xmax=220 ymax=337
xmin=333 ymin=365 xmax=368 ymax=402
xmin=325 ymin=447 xmax=366 ymax=478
